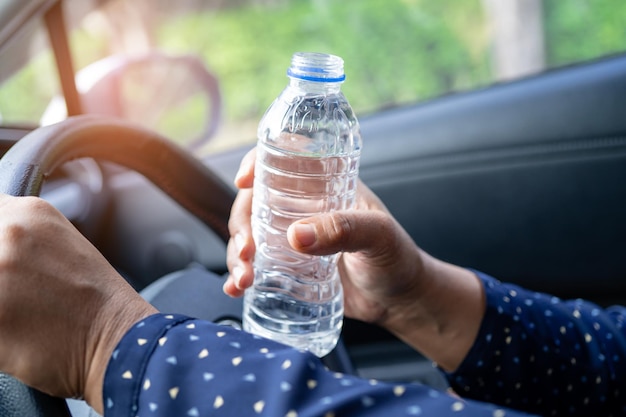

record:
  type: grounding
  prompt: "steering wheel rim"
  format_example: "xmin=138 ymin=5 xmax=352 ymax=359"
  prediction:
xmin=0 ymin=115 xmax=236 ymax=416
xmin=0 ymin=114 xmax=234 ymax=242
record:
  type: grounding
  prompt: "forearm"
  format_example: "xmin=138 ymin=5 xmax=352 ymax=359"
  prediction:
xmin=103 ymin=313 xmax=535 ymax=417
xmin=381 ymin=253 xmax=486 ymax=371
xmin=448 ymin=272 xmax=626 ymax=416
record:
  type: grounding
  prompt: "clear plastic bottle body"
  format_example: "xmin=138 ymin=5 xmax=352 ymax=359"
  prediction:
xmin=242 ymin=53 xmax=361 ymax=357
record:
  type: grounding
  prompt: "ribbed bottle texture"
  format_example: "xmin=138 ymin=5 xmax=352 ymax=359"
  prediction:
xmin=242 ymin=52 xmax=362 ymax=357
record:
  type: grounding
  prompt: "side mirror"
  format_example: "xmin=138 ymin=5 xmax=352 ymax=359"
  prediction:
xmin=42 ymin=52 xmax=222 ymax=151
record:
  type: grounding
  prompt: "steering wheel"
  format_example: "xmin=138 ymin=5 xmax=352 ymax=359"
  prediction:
xmin=0 ymin=115 xmax=236 ymax=416
xmin=0 ymin=115 xmax=354 ymax=416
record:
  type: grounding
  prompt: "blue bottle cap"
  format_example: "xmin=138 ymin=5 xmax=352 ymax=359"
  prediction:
xmin=287 ymin=52 xmax=346 ymax=83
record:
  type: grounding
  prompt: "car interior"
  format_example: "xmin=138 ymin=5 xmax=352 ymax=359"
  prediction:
xmin=0 ymin=0 xmax=625 ymax=416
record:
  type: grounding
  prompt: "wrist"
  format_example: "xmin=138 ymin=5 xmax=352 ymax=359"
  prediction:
xmin=84 ymin=287 xmax=157 ymax=414
xmin=381 ymin=254 xmax=486 ymax=371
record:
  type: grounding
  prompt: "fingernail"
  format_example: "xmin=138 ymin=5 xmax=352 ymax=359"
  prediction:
xmin=234 ymin=233 xmax=246 ymax=255
xmin=234 ymin=160 xmax=251 ymax=185
xmin=234 ymin=167 xmax=245 ymax=185
xmin=293 ymin=224 xmax=317 ymax=247
xmin=232 ymin=266 xmax=244 ymax=288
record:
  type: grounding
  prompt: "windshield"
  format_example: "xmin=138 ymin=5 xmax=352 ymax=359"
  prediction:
xmin=0 ymin=0 xmax=625 ymax=153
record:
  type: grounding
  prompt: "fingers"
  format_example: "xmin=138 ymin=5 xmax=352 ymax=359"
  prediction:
xmin=224 ymin=187 xmax=255 ymax=297
xmin=234 ymin=147 xmax=256 ymax=189
xmin=287 ymin=209 xmax=397 ymax=257
xmin=285 ymin=179 xmax=391 ymax=256
xmin=224 ymin=148 xmax=257 ymax=297
xmin=224 ymin=149 xmax=394 ymax=296
xmin=0 ymin=194 xmax=157 ymax=407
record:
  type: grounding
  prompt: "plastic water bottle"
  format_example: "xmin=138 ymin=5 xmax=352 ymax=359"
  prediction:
xmin=242 ymin=52 xmax=362 ymax=357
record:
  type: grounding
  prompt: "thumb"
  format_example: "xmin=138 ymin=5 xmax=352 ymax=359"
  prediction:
xmin=287 ymin=210 xmax=394 ymax=256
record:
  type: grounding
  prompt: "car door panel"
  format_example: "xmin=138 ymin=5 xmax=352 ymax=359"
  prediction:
xmin=336 ymin=54 xmax=626 ymax=383
xmin=357 ymin=54 xmax=626 ymax=305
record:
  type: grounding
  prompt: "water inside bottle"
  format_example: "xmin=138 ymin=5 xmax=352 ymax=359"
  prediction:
xmin=243 ymin=141 xmax=358 ymax=356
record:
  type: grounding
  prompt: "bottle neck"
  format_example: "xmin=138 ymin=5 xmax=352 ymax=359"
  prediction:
xmin=288 ymin=77 xmax=342 ymax=94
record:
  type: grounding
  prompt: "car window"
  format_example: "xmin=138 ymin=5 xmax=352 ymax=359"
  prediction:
xmin=0 ymin=22 xmax=60 ymax=128
xmin=0 ymin=0 xmax=624 ymax=154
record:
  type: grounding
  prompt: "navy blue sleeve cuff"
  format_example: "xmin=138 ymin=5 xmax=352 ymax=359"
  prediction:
xmin=102 ymin=313 xmax=535 ymax=417
xmin=447 ymin=270 xmax=626 ymax=416
xmin=102 ymin=313 xmax=194 ymax=417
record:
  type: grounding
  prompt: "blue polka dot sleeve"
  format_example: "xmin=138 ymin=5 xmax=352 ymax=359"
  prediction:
xmin=447 ymin=271 xmax=626 ymax=416
xmin=103 ymin=313 xmax=535 ymax=417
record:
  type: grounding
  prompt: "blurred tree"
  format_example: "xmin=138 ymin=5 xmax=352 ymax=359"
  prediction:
xmin=482 ymin=0 xmax=545 ymax=81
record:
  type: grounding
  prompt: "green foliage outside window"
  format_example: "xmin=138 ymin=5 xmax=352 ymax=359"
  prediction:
xmin=157 ymin=0 xmax=490 ymax=122
xmin=0 ymin=0 xmax=624 ymax=147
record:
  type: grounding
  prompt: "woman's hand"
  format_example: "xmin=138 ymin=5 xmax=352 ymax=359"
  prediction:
xmin=224 ymin=148 xmax=425 ymax=325
xmin=0 ymin=195 xmax=157 ymax=413
xmin=224 ymin=148 xmax=486 ymax=371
